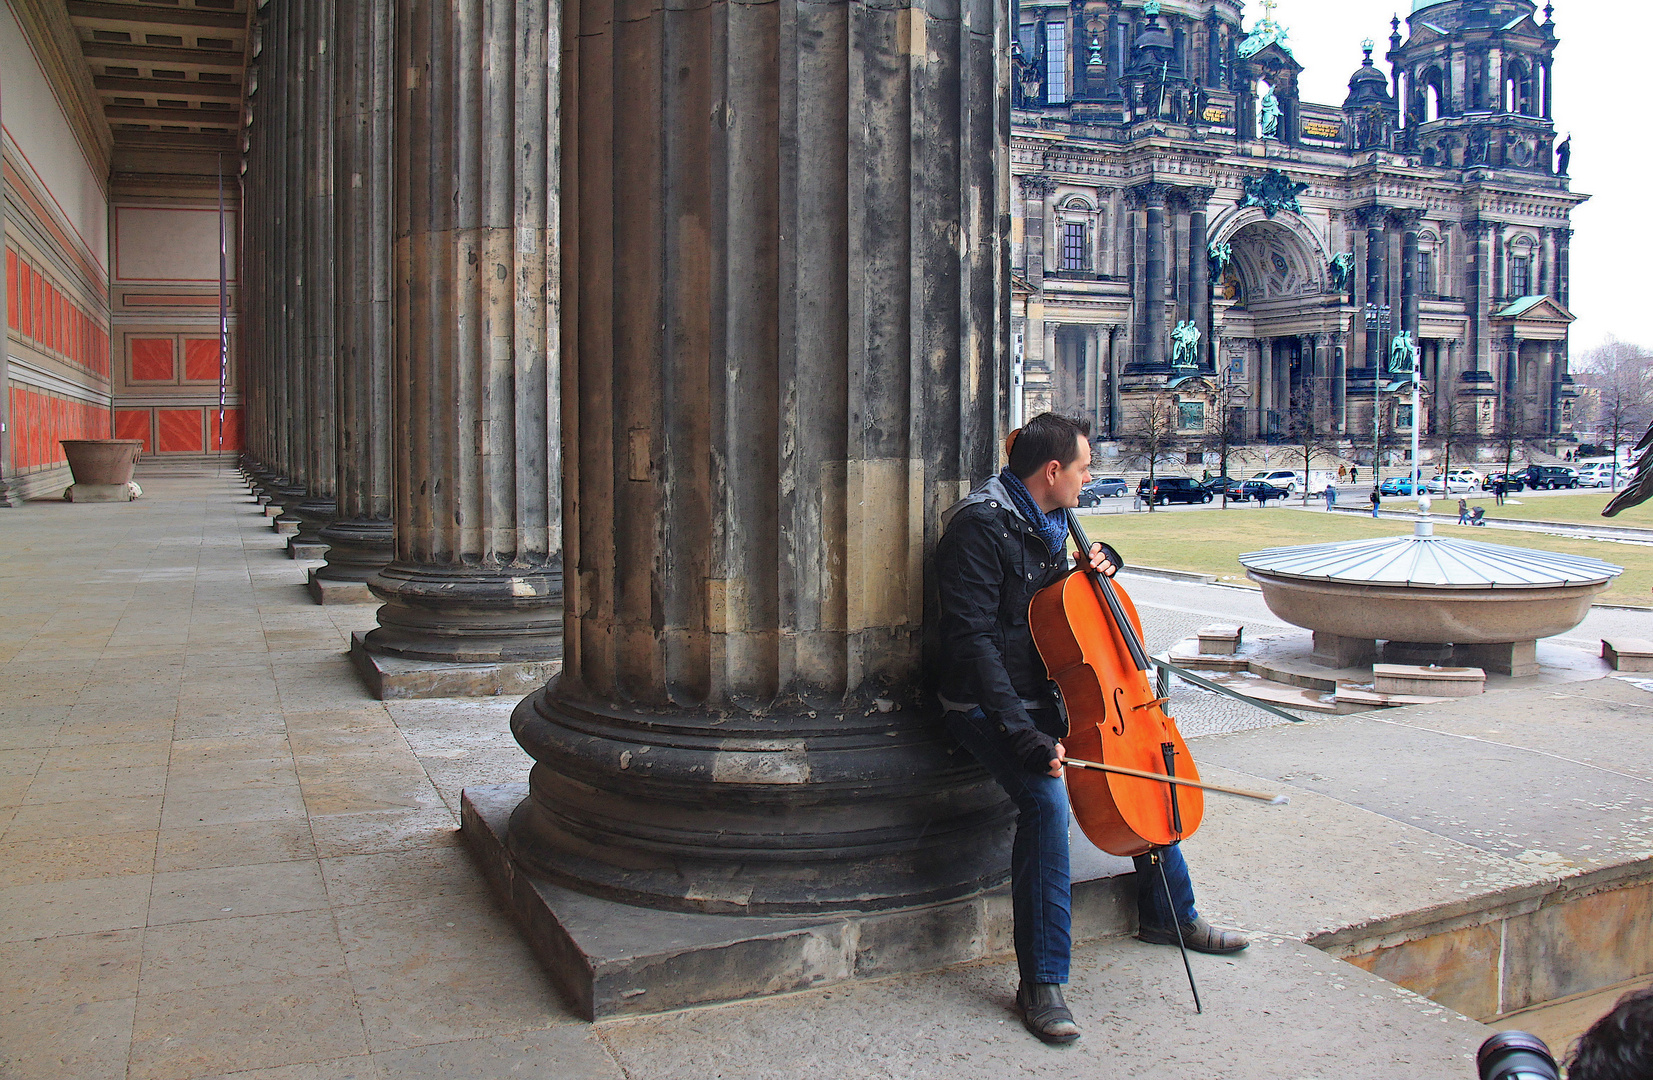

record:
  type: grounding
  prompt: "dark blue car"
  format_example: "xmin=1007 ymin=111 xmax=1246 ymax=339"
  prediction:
xmin=1078 ymin=477 xmax=1130 ymax=506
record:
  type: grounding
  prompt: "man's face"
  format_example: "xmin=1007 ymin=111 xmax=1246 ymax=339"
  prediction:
xmin=1051 ymin=436 xmax=1093 ymax=509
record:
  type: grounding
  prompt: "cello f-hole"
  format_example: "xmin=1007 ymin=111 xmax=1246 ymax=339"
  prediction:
xmin=1111 ymin=686 xmax=1127 ymax=737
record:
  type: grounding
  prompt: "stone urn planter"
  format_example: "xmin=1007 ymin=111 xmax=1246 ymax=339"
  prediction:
xmin=60 ymin=439 xmax=144 ymax=502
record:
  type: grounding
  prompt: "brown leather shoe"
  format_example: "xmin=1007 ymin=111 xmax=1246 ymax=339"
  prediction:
xmin=1016 ymin=980 xmax=1081 ymax=1044
xmin=1137 ymin=916 xmax=1250 ymax=954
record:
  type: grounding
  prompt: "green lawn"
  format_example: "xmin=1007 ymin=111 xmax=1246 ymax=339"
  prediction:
xmin=1076 ymin=505 xmax=1653 ymax=607
xmin=1470 ymin=490 xmax=1653 ymax=528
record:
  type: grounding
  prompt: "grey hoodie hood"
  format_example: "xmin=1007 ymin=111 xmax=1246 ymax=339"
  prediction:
xmin=941 ymin=473 xmax=1034 ymax=531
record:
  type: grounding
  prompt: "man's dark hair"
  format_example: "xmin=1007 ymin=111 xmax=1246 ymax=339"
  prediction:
xmin=1008 ymin=413 xmax=1092 ymax=480
xmin=1568 ymin=986 xmax=1653 ymax=1080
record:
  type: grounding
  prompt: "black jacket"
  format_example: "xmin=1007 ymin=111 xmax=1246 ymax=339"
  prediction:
xmin=933 ymin=475 xmax=1076 ymax=773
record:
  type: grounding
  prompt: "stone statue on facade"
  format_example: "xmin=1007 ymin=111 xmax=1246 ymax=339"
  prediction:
xmin=1388 ymin=330 xmax=1418 ymax=374
xmin=1329 ymin=252 xmax=1355 ymax=295
xmin=1259 ymin=89 xmax=1282 ymax=139
xmin=1556 ymin=133 xmax=1571 ymax=175
xmin=1171 ymin=320 xmax=1202 ymax=370
xmin=1208 ymin=239 xmax=1233 ymax=279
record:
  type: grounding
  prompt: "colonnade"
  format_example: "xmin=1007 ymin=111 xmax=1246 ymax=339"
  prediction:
xmin=238 ymin=0 xmax=1016 ymax=918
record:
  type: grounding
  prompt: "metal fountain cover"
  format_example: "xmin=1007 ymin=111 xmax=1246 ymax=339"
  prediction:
xmin=1238 ymin=519 xmax=1623 ymax=590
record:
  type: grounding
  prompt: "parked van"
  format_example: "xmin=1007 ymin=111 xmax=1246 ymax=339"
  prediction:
xmin=1246 ymin=469 xmax=1334 ymax=494
xmin=1519 ymin=464 xmax=1580 ymax=490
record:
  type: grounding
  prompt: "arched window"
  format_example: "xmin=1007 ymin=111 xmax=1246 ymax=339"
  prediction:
xmin=1504 ymin=58 xmax=1533 ymax=115
xmin=1423 ymin=67 xmax=1443 ymax=121
xmin=1056 ymin=197 xmax=1094 ymax=272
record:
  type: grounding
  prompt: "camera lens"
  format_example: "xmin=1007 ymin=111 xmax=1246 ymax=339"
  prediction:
xmin=1477 ymin=1030 xmax=1559 ymax=1080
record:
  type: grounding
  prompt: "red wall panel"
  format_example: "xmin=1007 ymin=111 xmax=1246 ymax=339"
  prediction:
xmin=114 ymin=409 xmax=152 ymax=453
xmin=208 ymin=407 xmax=243 ymax=451
xmin=156 ymin=408 xmax=203 ymax=452
xmin=183 ymin=338 xmax=222 ymax=381
xmin=5 ymin=249 xmax=16 ymax=330
xmin=7 ymin=387 xmax=110 ymax=470
xmin=131 ymin=338 xmax=176 ymax=382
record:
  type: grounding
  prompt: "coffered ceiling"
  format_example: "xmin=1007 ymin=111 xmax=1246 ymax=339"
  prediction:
xmin=63 ymin=0 xmax=251 ymax=183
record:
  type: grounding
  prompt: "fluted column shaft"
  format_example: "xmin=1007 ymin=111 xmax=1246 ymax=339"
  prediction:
xmin=1187 ymin=195 xmax=1210 ymax=368
xmin=362 ymin=0 xmax=561 ymax=663
xmin=268 ymin=0 xmax=296 ymax=484
xmin=293 ymin=0 xmax=339 ymax=545
xmin=1144 ymin=184 xmax=1168 ymax=369
xmin=507 ymin=0 xmax=1011 ymax=914
xmin=317 ymin=0 xmax=396 ymax=583
xmin=276 ymin=0 xmax=311 ymax=507
xmin=1399 ymin=211 xmax=1421 ymax=342
xmin=1362 ymin=207 xmax=1387 ymax=373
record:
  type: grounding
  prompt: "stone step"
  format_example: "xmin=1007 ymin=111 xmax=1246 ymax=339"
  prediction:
xmin=1333 ymin=686 xmax=1456 ymax=708
xmin=1602 ymin=638 xmax=1653 ymax=673
xmin=461 ymin=784 xmax=1137 ymax=1020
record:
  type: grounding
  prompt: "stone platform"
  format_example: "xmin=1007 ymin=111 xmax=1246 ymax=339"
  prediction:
xmin=7 ymin=471 xmax=1653 ymax=1079
xmin=460 ymin=784 xmax=1136 ymax=1020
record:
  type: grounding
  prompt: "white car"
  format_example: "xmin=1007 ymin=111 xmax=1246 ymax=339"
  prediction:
xmin=1576 ymin=464 xmax=1626 ymax=488
xmin=1248 ymin=469 xmax=1301 ymax=493
xmin=1426 ymin=472 xmax=1478 ymax=494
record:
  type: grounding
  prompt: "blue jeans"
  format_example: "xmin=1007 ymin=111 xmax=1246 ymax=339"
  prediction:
xmin=947 ymin=707 xmax=1199 ymax=984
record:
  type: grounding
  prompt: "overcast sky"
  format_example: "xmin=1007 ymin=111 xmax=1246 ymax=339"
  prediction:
xmin=1273 ymin=0 xmax=1650 ymax=354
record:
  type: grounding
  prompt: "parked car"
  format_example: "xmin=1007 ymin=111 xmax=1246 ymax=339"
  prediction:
xmin=1425 ymin=473 xmax=1477 ymax=494
xmin=1078 ymin=476 xmax=1130 ymax=505
xmin=1483 ymin=472 xmax=1525 ymax=492
xmin=1136 ymin=476 xmax=1214 ymax=505
xmin=1200 ymin=475 xmax=1237 ymax=493
xmin=1519 ymin=464 xmax=1579 ymax=490
xmin=1379 ymin=476 xmax=1422 ymax=496
xmin=1247 ymin=469 xmax=1302 ymax=493
xmin=1575 ymin=463 xmax=1626 ymax=488
xmin=1225 ymin=479 xmax=1289 ymax=503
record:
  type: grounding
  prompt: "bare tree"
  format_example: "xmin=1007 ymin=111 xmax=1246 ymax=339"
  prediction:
xmin=1198 ymin=374 xmax=1248 ymax=508
xmin=1434 ymin=394 xmax=1480 ymax=490
xmin=1575 ymin=336 xmax=1653 ymax=480
xmin=1282 ymin=385 xmax=1338 ymax=505
xmin=1118 ymin=392 xmax=1181 ymax=512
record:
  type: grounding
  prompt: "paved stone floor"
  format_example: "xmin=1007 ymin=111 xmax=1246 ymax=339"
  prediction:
xmin=6 ymin=468 xmax=1643 ymax=1079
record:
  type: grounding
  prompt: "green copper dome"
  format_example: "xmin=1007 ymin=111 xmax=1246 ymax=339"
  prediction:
xmin=1410 ymin=0 xmax=1450 ymax=11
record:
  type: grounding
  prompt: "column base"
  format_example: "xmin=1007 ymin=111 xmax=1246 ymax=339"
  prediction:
xmin=349 ymin=631 xmax=561 ymax=699
xmin=288 ymin=539 xmax=330 ymax=559
xmin=273 ymin=518 xmax=300 ymax=535
xmin=307 ymin=569 xmax=377 ymax=605
xmin=460 ymin=784 xmax=1136 ymax=1020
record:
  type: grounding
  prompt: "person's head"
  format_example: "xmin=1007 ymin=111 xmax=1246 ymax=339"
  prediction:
xmin=1566 ymin=986 xmax=1653 ymax=1080
xmin=1007 ymin=413 xmax=1092 ymax=512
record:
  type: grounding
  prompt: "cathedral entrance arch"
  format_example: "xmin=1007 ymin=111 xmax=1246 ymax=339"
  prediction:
xmin=1209 ymin=209 xmax=1330 ymax=305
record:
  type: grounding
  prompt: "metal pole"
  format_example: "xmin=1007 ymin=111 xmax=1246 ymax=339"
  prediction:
xmin=217 ymin=154 xmax=229 ymax=455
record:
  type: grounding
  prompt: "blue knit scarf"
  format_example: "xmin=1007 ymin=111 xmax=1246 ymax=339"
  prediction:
xmin=1000 ymin=467 xmax=1069 ymax=555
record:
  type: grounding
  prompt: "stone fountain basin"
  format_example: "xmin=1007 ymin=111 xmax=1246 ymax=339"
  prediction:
xmin=1244 ymin=570 xmax=1609 ymax=645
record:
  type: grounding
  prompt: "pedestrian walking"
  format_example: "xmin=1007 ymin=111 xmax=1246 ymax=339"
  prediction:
xmin=1494 ymin=479 xmax=1506 ymax=506
xmin=1337 ymin=465 xmax=1348 ymax=482
xmin=1370 ymin=488 xmax=1381 ymax=517
xmin=1457 ymin=498 xmax=1469 ymax=525
xmin=1351 ymin=466 xmax=1360 ymax=485
xmin=1325 ymin=485 xmax=1337 ymax=510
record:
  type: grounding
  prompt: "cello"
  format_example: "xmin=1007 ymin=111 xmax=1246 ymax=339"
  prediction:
xmin=1028 ymin=508 xmax=1284 ymax=1010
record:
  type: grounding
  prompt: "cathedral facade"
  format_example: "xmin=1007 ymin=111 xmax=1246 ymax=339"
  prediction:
xmin=1010 ymin=0 xmax=1584 ymax=461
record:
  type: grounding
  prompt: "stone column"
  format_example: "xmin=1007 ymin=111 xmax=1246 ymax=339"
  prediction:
xmin=1467 ymin=219 xmax=1492 ymax=377
xmin=1107 ymin=325 xmax=1122 ymax=438
xmin=273 ymin=0 xmax=312 ymax=528
xmin=1143 ymin=183 xmax=1168 ymax=370
xmin=1187 ymin=186 xmax=1212 ymax=368
xmin=312 ymin=0 xmax=396 ymax=603
xmin=261 ymin=0 xmax=297 ymax=502
xmin=290 ymin=0 xmax=339 ymax=558
xmin=1258 ymin=337 xmax=1273 ymax=437
xmin=1557 ymin=227 xmax=1571 ymax=307
xmin=504 ymin=0 xmax=1011 ymax=923
xmin=349 ymin=0 xmax=562 ymax=698
xmin=1359 ymin=205 xmax=1387 ymax=372
xmin=1398 ymin=209 xmax=1422 ymax=341
xmin=1332 ymin=330 xmax=1348 ymax=434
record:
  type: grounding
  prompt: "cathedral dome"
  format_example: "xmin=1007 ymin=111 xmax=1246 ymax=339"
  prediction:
xmin=1344 ymin=42 xmax=1393 ymax=108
